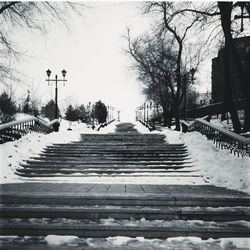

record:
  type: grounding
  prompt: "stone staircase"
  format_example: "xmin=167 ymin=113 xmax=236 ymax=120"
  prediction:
xmin=0 ymin=123 xmax=250 ymax=248
xmin=16 ymin=132 xmax=194 ymax=177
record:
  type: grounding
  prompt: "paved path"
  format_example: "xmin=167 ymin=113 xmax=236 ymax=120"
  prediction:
xmin=0 ymin=122 xmax=249 ymax=249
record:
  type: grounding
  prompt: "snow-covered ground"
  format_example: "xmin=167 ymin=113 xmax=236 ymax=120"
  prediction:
xmin=0 ymin=119 xmax=249 ymax=194
xmin=1 ymin=119 xmax=250 ymax=249
xmin=0 ymin=119 xmax=118 ymax=183
xmin=161 ymin=128 xmax=250 ymax=194
xmin=0 ymin=235 xmax=249 ymax=249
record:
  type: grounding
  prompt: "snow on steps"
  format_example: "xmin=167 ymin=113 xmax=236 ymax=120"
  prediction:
xmin=16 ymin=133 xmax=192 ymax=177
xmin=1 ymin=218 xmax=250 ymax=238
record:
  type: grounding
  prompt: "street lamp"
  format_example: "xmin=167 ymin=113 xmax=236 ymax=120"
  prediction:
xmin=143 ymin=103 xmax=146 ymax=122
xmin=146 ymin=104 xmax=149 ymax=123
xmin=117 ymin=110 xmax=120 ymax=122
xmin=46 ymin=69 xmax=67 ymax=119
xmin=234 ymin=2 xmax=250 ymax=32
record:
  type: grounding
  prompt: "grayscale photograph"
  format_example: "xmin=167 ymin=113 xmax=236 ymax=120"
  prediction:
xmin=0 ymin=1 xmax=250 ymax=249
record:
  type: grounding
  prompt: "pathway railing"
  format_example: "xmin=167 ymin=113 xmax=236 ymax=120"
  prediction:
xmin=0 ymin=117 xmax=59 ymax=144
xmin=137 ymin=119 xmax=156 ymax=132
xmin=97 ymin=119 xmax=116 ymax=131
xmin=181 ymin=118 xmax=250 ymax=157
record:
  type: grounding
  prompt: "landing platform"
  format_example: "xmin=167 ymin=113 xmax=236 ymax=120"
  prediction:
xmin=0 ymin=183 xmax=248 ymax=197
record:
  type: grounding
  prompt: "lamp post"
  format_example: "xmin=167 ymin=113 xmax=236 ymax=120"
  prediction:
xmin=234 ymin=2 xmax=250 ymax=32
xmin=92 ymin=104 xmax=95 ymax=129
xmin=146 ymin=104 xmax=149 ymax=123
xmin=117 ymin=110 xmax=120 ymax=122
xmin=46 ymin=69 xmax=67 ymax=119
xmin=143 ymin=103 xmax=146 ymax=122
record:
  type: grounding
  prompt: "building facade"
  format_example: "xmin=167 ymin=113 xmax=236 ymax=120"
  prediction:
xmin=211 ymin=36 xmax=250 ymax=103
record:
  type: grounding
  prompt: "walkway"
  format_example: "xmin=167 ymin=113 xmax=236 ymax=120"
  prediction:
xmin=0 ymin=122 xmax=249 ymax=249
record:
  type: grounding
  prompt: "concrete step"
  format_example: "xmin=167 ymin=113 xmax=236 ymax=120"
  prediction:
xmin=40 ymin=151 xmax=189 ymax=157
xmin=48 ymin=143 xmax=186 ymax=148
xmin=1 ymin=205 xmax=249 ymax=221
xmin=21 ymin=164 xmax=193 ymax=169
xmin=45 ymin=148 xmax=188 ymax=154
xmin=15 ymin=169 xmax=198 ymax=177
xmin=29 ymin=156 xmax=191 ymax=162
xmin=1 ymin=193 xmax=249 ymax=207
xmin=1 ymin=219 xmax=249 ymax=238
xmin=24 ymin=160 xmax=191 ymax=166
xmin=42 ymin=150 xmax=188 ymax=156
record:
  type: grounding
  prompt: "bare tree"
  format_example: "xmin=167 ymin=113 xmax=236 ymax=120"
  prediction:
xmin=142 ymin=1 xmax=250 ymax=132
xmin=125 ymin=29 xmax=199 ymax=129
xmin=0 ymin=1 xmax=85 ymax=85
xmin=142 ymin=2 xmax=204 ymax=130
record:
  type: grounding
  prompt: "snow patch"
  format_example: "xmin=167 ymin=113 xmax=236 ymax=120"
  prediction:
xmin=45 ymin=235 xmax=78 ymax=246
xmin=161 ymin=129 xmax=250 ymax=194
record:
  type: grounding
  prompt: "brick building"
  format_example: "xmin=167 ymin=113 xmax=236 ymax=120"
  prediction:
xmin=211 ymin=36 xmax=250 ymax=103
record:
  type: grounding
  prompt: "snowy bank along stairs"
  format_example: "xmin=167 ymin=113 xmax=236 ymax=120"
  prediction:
xmin=0 ymin=123 xmax=250 ymax=246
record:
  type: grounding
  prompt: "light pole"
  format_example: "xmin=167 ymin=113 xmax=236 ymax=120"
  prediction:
xmin=88 ymin=102 xmax=91 ymax=124
xmin=143 ymin=103 xmax=146 ymax=122
xmin=46 ymin=69 xmax=67 ymax=119
xmin=117 ymin=110 xmax=120 ymax=122
xmin=234 ymin=2 xmax=250 ymax=32
xmin=146 ymin=104 xmax=149 ymax=123
xmin=92 ymin=104 xmax=95 ymax=129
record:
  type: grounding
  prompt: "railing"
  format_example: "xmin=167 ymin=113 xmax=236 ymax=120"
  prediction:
xmin=0 ymin=117 xmax=59 ymax=144
xmin=181 ymin=118 xmax=250 ymax=157
xmin=97 ymin=119 xmax=116 ymax=131
xmin=137 ymin=119 xmax=156 ymax=132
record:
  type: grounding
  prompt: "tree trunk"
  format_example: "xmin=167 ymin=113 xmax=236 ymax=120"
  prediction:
xmin=244 ymin=49 xmax=250 ymax=132
xmin=223 ymin=40 xmax=242 ymax=133
xmin=218 ymin=2 xmax=242 ymax=133
xmin=167 ymin=106 xmax=173 ymax=128
xmin=173 ymin=104 xmax=180 ymax=131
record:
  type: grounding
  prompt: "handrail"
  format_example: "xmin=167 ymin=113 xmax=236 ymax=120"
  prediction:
xmin=137 ymin=119 xmax=156 ymax=132
xmin=196 ymin=119 xmax=250 ymax=145
xmin=97 ymin=119 xmax=115 ymax=131
xmin=180 ymin=118 xmax=250 ymax=157
xmin=0 ymin=117 xmax=58 ymax=131
xmin=0 ymin=116 xmax=58 ymax=144
xmin=0 ymin=117 xmax=36 ymax=130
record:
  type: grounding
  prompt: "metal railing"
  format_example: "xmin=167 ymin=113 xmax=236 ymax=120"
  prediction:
xmin=181 ymin=118 xmax=250 ymax=157
xmin=137 ymin=119 xmax=156 ymax=132
xmin=0 ymin=117 xmax=59 ymax=144
xmin=97 ymin=119 xmax=116 ymax=131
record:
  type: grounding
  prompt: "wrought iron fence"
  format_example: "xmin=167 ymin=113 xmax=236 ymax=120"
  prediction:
xmin=181 ymin=118 xmax=250 ymax=157
xmin=0 ymin=117 xmax=58 ymax=144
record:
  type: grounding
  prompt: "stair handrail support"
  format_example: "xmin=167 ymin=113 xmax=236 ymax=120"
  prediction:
xmin=180 ymin=118 xmax=250 ymax=157
xmin=0 ymin=116 xmax=59 ymax=143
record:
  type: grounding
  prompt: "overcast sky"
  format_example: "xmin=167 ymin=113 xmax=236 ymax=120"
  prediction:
xmin=7 ymin=1 xmax=211 ymax=121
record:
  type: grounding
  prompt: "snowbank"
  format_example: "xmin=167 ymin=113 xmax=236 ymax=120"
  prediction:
xmin=162 ymin=128 xmax=250 ymax=194
xmin=1 ymin=235 xmax=249 ymax=249
xmin=0 ymin=119 xmax=118 ymax=183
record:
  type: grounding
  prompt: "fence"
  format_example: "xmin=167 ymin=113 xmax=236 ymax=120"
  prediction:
xmin=0 ymin=117 xmax=59 ymax=144
xmin=181 ymin=118 xmax=250 ymax=157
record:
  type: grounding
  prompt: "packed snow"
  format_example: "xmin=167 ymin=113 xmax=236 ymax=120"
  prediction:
xmin=0 ymin=119 xmax=117 ymax=183
xmin=161 ymin=128 xmax=250 ymax=194
xmin=0 ymin=235 xmax=249 ymax=249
